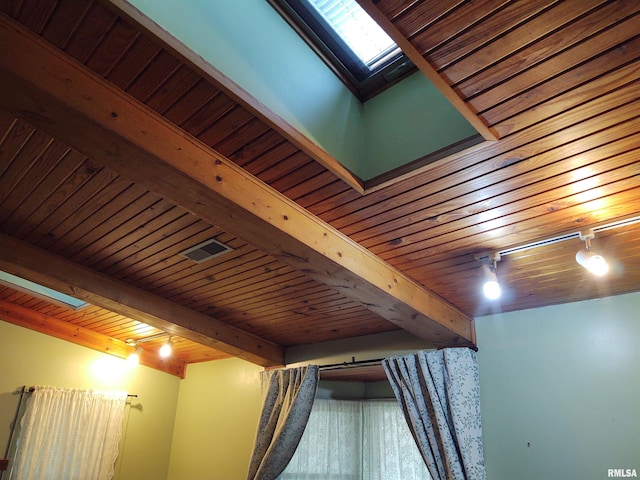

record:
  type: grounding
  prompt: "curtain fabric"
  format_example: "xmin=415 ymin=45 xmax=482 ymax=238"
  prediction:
xmin=383 ymin=349 xmax=487 ymax=480
xmin=10 ymin=386 xmax=128 ymax=480
xmin=281 ymin=399 xmax=362 ymax=480
xmin=247 ymin=365 xmax=319 ymax=480
xmin=281 ymin=399 xmax=430 ymax=480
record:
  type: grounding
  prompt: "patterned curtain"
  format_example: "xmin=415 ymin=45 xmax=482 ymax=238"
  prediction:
xmin=383 ymin=349 xmax=487 ymax=480
xmin=246 ymin=365 xmax=319 ymax=480
xmin=9 ymin=386 xmax=128 ymax=480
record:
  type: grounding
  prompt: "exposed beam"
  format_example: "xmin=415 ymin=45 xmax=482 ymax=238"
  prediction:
xmin=0 ymin=13 xmax=475 ymax=349
xmin=357 ymin=0 xmax=499 ymax=142
xmin=0 ymin=234 xmax=284 ymax=367
xmin=0 ymin=300 xmax=187 ymax=378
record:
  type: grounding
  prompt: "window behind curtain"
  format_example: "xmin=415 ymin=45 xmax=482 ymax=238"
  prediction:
xmin=280 ymin=399 xmax=430 ymax=480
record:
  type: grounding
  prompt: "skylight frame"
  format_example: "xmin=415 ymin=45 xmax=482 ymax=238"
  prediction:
xmin=268 ymin=0 xmax=415 ymax=101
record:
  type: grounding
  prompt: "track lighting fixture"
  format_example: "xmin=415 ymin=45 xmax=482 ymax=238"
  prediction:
xmin=159 ymin=337 xmax=173 ymax=358
xmin=125 ymin=332 xmax=175 ymax=361
xmin=476 ymin=253 xmax=501 ymax=300
xmin=576 ymin=229 xmax=609 ymax=276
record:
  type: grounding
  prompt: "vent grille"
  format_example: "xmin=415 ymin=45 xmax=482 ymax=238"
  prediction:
xmin=179 ymin=238 xmax=233 ymax=263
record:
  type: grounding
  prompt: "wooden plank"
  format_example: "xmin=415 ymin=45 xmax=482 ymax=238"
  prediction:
xmin=0 ymin=233 xmax=285 ymax=366
xmin=0 ymin=300 xmax=187 ymax=377
xmin=357 ymin=0 xmax=498 ymax=141
xmin=426 ymin=0 xmax=558 ymax=70
xmin=391 ymin=0 xmax=463 ymax=38
xmin=481 ymin=34 xmax=640 ymax=125
xmin=7 ymin=154 xmax=88 ymax=235
xmin=0 ymin=13 xmax=475 ymax=348
xmin=64 ymin=1 xmax=117 ymax=64
xmin=410 ymin=0 xmax=510 ymax=56
xmin=443 ymin=0 xmax=605 ymax=85
xmin=455 ymin=1 xmax=640 ymax=100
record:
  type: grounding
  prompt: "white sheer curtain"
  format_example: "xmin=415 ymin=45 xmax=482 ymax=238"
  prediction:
xmin=9 ymin=385 xmax=128 ymax=480
xmin=281 ymin=399 xmax=361 ymax=480
xmin=280 ymin=399 xmax=430 ymax=480
xmin=362 ymin=400 xmax=431 ymax=480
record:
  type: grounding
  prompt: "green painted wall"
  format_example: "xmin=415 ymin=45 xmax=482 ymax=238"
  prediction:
xmin=0 ymin=321 xmax=180 ymax=480
xmin=362 ymin=71 xmax=477 ymax=179
xmin=476 ymin=292 xmax=640 ymax=480
xmin=166 ymin=358 xmax=263 ymax=480
xmin=125 ymin=0 xmax=476 ymax=181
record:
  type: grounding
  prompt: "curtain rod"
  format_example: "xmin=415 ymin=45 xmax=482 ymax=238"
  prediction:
xmin=25 ymin=386 xmax=137 ymax=397
xmin=317 ymin=357 xmax=384 ymax=371
xmin=316 ymin=346 xmax=479 ymax=371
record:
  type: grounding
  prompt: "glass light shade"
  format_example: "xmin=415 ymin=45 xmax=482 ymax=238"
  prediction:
xmin=576 ymin=249 xmax=609 ymax=276
xmin=481 ymin=263 xmax=501 ymax=300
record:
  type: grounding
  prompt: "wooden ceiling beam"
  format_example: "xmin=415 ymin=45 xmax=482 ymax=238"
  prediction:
xmin=0 ymin=13 xmax=475 ymax=349
xmin=0 ymin=300 xmax=187 ymax=378
xmin=0 ymin=234 xmax=284 ymax=367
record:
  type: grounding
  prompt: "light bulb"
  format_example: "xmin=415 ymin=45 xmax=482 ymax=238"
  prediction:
xmin=481 ymin=263 xmax=501 ymax=300
xmin=127 ymin=347 xmax=142 ymax=366
xmin=483 ymin=279 xmax=501 ymax=300
xmin=159 ymin=339 xmax=173 ymax=358
xmin=576 ymin=249 xmax=609 ymax=276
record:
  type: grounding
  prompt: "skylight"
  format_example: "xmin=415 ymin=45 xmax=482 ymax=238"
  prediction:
xmin=269 ymin=0 xmax=414 ymax=100
xmin=307 ymin=0 xmax=399 ymax=70
xmin=0 ymin=271 xmax=89 ymax=310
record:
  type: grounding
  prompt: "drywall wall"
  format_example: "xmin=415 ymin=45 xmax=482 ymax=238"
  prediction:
xmin=476 ymin=292 xmax=640 ymax=480
xmin=362 ymin=71 xmax=477 ymax=179
xmin=0 ymin=321 xmax=180 ymax=480
xmin=166 ymin=358 xmax=263 ymax=480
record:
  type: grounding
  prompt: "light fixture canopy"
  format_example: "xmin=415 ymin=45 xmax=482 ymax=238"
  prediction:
xmin=576 ymin=229 xmax=609 ymax=276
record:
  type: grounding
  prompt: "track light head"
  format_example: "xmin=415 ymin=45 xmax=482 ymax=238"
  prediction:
xmin=576 ymin=230 xmax=609 ymax=276
xmin=481 ymin=263 xmax=501 ymax=300
xmin=127 ymin=346 xmax=143 ymax=366
xmin=159 ymin=337 xmax=173 ymax=358
xmin=475 ymin=252 xmax=501 ymax=300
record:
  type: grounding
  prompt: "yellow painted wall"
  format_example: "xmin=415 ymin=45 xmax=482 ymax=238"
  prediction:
xmin=166 ymin=358 xmax=263 ymax=480
xmin=0 ymin=321 xmax=180 ymax=480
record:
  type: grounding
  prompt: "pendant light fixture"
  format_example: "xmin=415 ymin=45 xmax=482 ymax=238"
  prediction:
xmin=575 ymin=229 xmax=609 ymax=276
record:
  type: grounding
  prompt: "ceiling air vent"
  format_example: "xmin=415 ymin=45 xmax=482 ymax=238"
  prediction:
xmin=179 ymin=238 xmax=233 ymax=263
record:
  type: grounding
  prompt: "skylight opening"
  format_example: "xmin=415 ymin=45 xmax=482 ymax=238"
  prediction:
xmin=307 ymin=0 xmax=399 ymax=70
xmin=269 ymin=0 xmax=415 ymax=100
xmin=0 ymin=271 xmax=89 ymax=310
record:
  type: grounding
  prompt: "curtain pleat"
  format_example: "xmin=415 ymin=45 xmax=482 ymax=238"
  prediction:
xmin=10 ymin=386 xmax=127 ymax=480
xmin=383 ymin=349 xmax=487 ymax=480
xmin=246 ymin=365 xmax=319 ymax=480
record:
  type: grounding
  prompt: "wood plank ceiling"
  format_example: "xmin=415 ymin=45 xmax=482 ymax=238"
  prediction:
xmin=0 ymin=0 xmax=638 ymax=378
